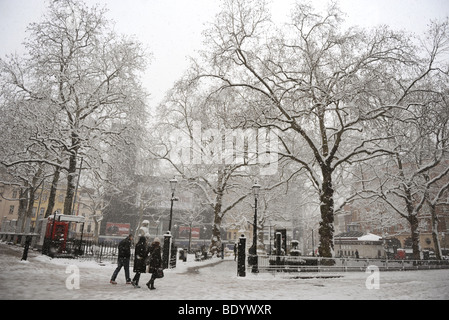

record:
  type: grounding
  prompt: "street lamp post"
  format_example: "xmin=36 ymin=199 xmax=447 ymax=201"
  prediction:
xmin=188 ymin=217 xmax=193 ymax=253
xmin=168 ymin=177 xmax=178 ymax=232
xmin=163 ymin=177 xmax=178 ymax=269
xmin=250 ymin=182 xmax=261 ymax=273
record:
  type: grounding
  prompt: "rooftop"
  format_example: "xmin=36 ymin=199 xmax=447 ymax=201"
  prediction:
xmin=335 ymin=231 xmax=382 ymax=241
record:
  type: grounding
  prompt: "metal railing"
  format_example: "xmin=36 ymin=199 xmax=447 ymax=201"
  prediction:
xmin=73 ymin=240 xmax=130 ymax=264
xmin=39 ymin=238 xmax=135 ymax=265
xmin=251 ymin=255 xmax=449 ymax=274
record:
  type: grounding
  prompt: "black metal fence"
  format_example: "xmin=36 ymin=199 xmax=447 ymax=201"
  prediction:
xmin=1 ymin=233 xmax=188 ymax=269
xmin=252 ymin=255 xmax=449 ymax=274
xmin=40 ymin=238 xmax=135 ymax=265
xmin=75 ymin=240 xmax=134 ymax=265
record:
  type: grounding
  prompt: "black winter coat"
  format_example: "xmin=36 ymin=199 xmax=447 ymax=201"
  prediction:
xmin=118 ymin=236 xmax=132 ymax=259
xmin=148 ymin=241 xmax=162 ymax=273
xmin=133 ymin=237 xmax=148 ymax=273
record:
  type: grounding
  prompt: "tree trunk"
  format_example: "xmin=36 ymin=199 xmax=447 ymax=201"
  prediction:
xmin=409 ymin=214 xmax=421 ymax=260
xmin=63 ymin=153 xmax=77 ymax=215
xmin=25 ymin=168 xmax=43 ymax=224
xmin=45 ymin=166 xmax=61 ymax=218
xmin=93 ymin=219 xmax=100 ymax=245
xmin=210 ymin=202 xmax=223 ymax=255
xmin=18 ymin=188 xmax=29 ymax=233
xmin=429 ymin=203 xmax=442 ymax=260
xmin=318 ymin=168 xmax=335 ymax=258
xmin=402 ymin=181 xmax=421 ymax=260
xmin=26 ymin=187 xmax=36 ymax=220
xmin=210 ymin=172 xmax=224 ymax=255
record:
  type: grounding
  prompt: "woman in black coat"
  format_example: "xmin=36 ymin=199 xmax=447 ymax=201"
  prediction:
xmin=131 ymin=236 xmax=148 ymax=288
xmin=146 ymin=237 xmax=162 ymax=290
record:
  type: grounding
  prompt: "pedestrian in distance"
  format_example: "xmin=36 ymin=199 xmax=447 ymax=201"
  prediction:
xmin=146 ymin=237 xmax=162 ymax=290
xmin=110 ymin=234 xmax=133 ymax=285
xmin=132 ymin=236 xmax=148 ymax=288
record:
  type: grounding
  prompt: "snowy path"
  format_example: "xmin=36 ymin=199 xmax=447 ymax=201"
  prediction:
xmin=1 ymin=243 xmax=449 ymax=300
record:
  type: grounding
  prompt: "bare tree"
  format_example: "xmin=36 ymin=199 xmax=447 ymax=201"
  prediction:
xmin=0 ymin=0 xmax=149 ymax=217
xmin=191 ymin=0 xmax=440 ymax=258
xmin=152 ymin=78 xmax=255 ymax=253
xmin=342 ymin=18 xmax=449 ymax=260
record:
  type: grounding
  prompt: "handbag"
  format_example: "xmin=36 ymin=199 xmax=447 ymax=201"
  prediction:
xmin=156 ymin=267 xmax=164 ymax=279
xmin=148 ymin=266 xmax=164 ymax=278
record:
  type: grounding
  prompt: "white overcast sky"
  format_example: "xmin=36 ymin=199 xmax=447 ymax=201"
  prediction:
xmin=1 ymin=0 xmax=448 ymax=109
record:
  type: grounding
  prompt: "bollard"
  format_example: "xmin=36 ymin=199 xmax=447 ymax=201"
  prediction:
xmin=162 ymin=232 xmax=172 ymax=270
xmin=99 ymin=243 xmax=104 ymax=263
xmin=237 ymin=234 xmax=246 ymax=277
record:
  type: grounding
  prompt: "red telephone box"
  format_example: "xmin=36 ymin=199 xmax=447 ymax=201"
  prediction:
xmin=42 ymin=213 xmax=86 ymax=257
xmin=45 ymin=220 xmax=69 ymax=252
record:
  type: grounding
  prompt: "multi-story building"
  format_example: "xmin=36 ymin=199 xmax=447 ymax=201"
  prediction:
xmin=0 ymin=183 xmax=100 ymax=237
xmin=0 ymin=184 xmax=21 ymax=225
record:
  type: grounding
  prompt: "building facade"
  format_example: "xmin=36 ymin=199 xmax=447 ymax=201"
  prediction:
xmin=335 ymin=230 xmax=385 ymax=259
xmin=0 ymin=183 xmax=100 ymax=238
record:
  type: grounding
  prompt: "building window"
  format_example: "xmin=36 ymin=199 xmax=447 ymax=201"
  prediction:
xmin=9 ymin=205 xmax=14 ymax=215
xmin=12 ymin=191 xmax=17 ymax=199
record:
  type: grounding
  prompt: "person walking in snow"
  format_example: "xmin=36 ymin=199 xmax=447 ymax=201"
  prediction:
xmin=110 ymin=234 xmax=133 ymax=285
xmin=146 ymin=237 xmax=162 ymax=290
xmin=131 ymin=236 xmax=148 ymax=288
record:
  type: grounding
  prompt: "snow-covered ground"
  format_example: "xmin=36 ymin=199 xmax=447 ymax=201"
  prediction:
xmin=1 ymin=242 xmax=448 ymax=300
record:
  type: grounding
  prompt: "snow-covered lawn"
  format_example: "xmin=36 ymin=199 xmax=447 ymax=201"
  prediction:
xmin=1 ymin=242 xmax=448 ymax=300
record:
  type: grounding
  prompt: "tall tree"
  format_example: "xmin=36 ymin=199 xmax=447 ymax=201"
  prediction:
xmin=153 ymin=78 xmax=255 ymax=253
xmin=343 ymin=18 xmax=449 ymax=260
xmin=0 ymin=0 xmax=149 ymax=216
xmin=192 ymin=0 xmax=438 ymax=257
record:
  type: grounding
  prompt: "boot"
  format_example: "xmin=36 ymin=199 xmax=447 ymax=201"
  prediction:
xmin=146 ymin=279 xmax=156 ymax=290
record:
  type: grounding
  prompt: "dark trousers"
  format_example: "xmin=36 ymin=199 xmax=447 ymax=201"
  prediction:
xmin=132 ymin=272 xmax=141 ymax=285
xmin=111 ymin=257 xmax=131 ymax=282
xmin=147 ymin=272 xmax=157 ymax=286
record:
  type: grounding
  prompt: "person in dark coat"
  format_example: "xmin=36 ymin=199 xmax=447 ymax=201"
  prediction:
xmin=146 ymin=237 xmax=162 ymax=290
xmin=131 ymin=236 xmax=148 ymax=288
xmin=110 ymin=234 xmax=133 ymax=284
